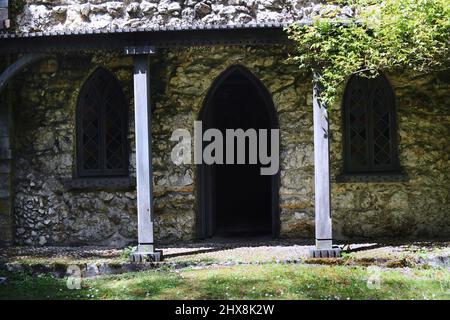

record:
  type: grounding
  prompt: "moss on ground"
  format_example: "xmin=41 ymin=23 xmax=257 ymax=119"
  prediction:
xmin=0 ymin=263 xmax=448 ymax=300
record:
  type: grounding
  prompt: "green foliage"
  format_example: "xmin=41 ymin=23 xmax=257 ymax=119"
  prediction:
xmin=286 ymin=0 xmax=450 ymax=108
xmin=1 ymin=264 xmax=449 ymax=300
xmin=120 ymin=246 xmax=135 ymax=260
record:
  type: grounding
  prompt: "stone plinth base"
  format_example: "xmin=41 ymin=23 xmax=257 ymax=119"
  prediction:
xmin=309 ymin=247 xmax=341 ymax=258
xmin=130 ymin=250 xmax=163 ymax=263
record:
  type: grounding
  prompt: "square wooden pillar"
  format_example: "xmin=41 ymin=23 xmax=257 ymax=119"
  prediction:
xmin=128 ymin=49 xmax=162 ymax=262
xmin=310 ymin=75 xmax=340 ymax=258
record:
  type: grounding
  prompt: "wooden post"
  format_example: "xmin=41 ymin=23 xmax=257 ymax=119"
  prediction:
xmin=130 ymin=53 xmax=161 ymax=262
xmin=310 ymin=73 xmax=340 ymax=258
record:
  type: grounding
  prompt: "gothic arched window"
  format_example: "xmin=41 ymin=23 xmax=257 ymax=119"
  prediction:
xmin=343 ymin=74 xmax=399 ymax=173
xmin=76 ymin=68 xmax=129 ymax=177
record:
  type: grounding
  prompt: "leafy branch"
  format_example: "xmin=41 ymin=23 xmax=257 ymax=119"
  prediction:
xmin=286 ymin=0 xmax=450 ymax=109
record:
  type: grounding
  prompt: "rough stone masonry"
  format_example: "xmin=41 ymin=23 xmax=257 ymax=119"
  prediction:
xmin=0 ymin=1 xmax=449 ymax=246
xmin=14 ymin=0 xmax=353 ymax=33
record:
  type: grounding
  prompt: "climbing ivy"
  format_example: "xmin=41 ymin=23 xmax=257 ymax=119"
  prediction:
xmin=286 ymin=0 xmax=450 ymax=108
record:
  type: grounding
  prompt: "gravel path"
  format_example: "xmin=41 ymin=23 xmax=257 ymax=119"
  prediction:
xmin=1 ymin=239 xmax=448 ymax=266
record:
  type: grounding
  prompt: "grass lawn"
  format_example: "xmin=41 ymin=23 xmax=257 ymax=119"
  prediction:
xmin=0 ymin=264 xmax=449 ymax=300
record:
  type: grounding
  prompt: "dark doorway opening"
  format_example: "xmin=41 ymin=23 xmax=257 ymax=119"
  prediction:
xmin=197 ymin=65 xmax=280 ymax=239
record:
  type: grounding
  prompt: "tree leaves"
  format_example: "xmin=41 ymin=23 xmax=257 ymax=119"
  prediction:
xmin=286 ymin=0 xmax=450 ymax=109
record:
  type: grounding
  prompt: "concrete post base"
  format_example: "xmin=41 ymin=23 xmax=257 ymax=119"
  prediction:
xmin=309 ymin=247 xmax=341 ymax=258
xmin=130 ymin=246 xmax=163 ymax=263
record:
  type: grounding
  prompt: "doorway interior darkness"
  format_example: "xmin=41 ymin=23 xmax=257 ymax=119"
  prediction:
xmin=197 ymin=65 xmax=280 ymax=239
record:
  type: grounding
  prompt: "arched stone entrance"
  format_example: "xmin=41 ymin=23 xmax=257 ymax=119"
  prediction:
xmin=197 ymin=65 xmax=280 ymax=239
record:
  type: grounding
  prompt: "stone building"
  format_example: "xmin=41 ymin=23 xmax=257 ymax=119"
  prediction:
xmin=0 ymin=1 xmax=448 ymax=256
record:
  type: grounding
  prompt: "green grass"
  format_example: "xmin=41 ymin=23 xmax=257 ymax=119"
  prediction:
xmin=0 ymin=264 xmax=449 ymax=300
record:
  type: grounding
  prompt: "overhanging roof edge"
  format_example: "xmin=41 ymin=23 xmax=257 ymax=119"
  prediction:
xmin=0 ymin=22 xmax=304 ymax=54
xmin=0 ymin=21 xmax=307 ymax=40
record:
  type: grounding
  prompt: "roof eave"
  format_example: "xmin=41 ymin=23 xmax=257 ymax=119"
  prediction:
xmin=0 ymin=22 xmax=304 ymax=54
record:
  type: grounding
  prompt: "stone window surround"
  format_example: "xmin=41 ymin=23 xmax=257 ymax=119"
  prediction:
xmin=342 ymin=74 xmax=401 ymax=174
xmin=76 ymin=67 xmax=130 ymax=178
xmin=62 ymin=176 xmax=136 ymax=191
xmin=335 ymin=172 xmax=409 ymax=183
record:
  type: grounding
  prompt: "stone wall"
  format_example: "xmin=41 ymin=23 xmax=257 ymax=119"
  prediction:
xmin=0 ymin=57 xmax=14 ymax=246
xmin=11 ymin=54 xmax=138 ymax=246
xmin=12 ymin=0 xmax=353 ymax=33
xmin=149 ymin=45 xmax=315 ymax=240
xmin=7 ymin=45 xmax=450 ymax=246
xmin=329 ymin=72 xmax=450 ymax=239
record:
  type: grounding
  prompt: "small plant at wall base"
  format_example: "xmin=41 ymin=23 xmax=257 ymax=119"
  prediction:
xmin=286 ymin=0 xmax=450 ymax=108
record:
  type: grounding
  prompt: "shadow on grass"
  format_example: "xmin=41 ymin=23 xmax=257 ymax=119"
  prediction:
xmin=0 ymin=271 xmax=79 ymax=300
xmin=85 ymin=271 xmax=182 ymax=300
xmin=1 ymin=264 xmax=449 ymax=300
xmin=0 ymin=270 xmax=181 ymax=300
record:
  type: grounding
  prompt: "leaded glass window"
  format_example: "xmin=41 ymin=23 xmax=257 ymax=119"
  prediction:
xmin=343 ymin=74 xmax=399 ymax=173
xmin=76 ymin=68 xmax=128 ymax=177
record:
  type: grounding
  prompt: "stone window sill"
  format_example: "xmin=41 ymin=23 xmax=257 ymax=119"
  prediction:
xmin=63 ymin=177 xmax=136 ymax=191
xmin=336 ymin=172 xmax=409 ymax=183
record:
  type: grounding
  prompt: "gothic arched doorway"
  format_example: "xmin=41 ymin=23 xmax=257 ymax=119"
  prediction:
xmin=197 ymin=65 xmax=280 ymax=239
